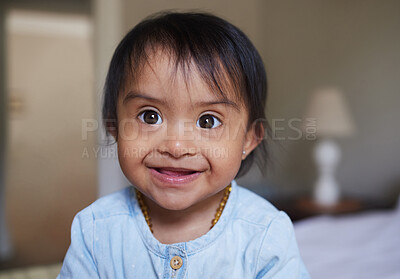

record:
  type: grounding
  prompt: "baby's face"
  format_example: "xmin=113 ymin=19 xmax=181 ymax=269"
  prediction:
xmin=115 ymin=52 xmax=258 ymax=211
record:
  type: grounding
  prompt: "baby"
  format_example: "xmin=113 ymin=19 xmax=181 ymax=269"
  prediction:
xmin=58 ymin=11 xmax=309 ymax=278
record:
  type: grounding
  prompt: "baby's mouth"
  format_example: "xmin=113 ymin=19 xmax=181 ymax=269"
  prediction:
xmin=154 ymin=168 xmax=198 ymax=177
xmin=148 ymin=166 xmax=203 ymax=185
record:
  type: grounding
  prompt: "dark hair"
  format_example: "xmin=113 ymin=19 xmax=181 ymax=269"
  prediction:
xmin=102 ymin=11 xmax=269 ymax=177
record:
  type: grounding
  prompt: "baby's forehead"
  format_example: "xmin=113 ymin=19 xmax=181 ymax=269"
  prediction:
xmin=122 ymin=49 xmax=244 ymax=106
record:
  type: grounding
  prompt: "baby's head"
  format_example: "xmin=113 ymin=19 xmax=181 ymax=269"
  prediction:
xmin=102 ymin=11 xmax=269 ymax=209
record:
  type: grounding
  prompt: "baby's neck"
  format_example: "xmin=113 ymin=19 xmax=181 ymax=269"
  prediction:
xmin=143 ymin=190 xmax=225 ymax=244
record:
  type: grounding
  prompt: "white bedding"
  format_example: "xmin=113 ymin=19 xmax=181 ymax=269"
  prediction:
xmin=294 ymin=198 xmax=400 ymax=279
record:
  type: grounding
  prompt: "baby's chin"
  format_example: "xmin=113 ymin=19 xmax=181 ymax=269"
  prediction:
xmin=149 ymin=191 xmax=217 ymax=213
xmin=152 ymin=195 xmax=201 ymax=212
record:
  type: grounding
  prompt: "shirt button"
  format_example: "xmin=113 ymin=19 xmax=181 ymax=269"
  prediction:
xmin=170 ymin=256 xmax=183 ymax=270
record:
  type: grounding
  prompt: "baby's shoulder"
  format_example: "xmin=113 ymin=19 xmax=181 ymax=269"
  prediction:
xmin=234 ymin=185 xmax=282 ymax=226
xmin=80 ymin=186 xmax=134 ymax=220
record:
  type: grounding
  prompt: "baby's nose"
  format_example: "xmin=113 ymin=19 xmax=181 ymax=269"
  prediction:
xmin=157 ymin=119 xmax=198 ymax=158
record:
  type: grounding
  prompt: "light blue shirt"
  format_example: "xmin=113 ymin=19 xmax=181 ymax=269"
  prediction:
xmin=58 ymin=180 xmax=310 ymax=278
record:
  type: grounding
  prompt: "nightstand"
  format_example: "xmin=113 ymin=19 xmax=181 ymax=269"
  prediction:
xmin=273 ymin=197 xmax=365 ymax=221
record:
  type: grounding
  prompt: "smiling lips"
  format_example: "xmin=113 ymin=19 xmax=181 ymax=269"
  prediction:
xmin=156 ymin=168 xmax=197 ymax=176
xmin=149 ymin=167 xmax=202 ymax=185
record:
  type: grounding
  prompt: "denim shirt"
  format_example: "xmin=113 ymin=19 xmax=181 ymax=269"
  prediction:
xmin=58 ymin=180 xmax=310 ymax=279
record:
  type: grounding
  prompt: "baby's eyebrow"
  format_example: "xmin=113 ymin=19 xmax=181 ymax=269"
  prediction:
xmin=123 ymin=90 xmax=240 ymax=111
xmin=123 ymin=91 xmax=161 ymax=105
xmin=195 ymin=100 xmax=240 ymax=111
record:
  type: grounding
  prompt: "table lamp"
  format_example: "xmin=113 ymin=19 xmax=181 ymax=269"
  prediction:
xmin=303 ymin=88 xmax=355 ymax=206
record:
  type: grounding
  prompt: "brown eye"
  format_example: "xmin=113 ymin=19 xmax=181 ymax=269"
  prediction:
xmin=197 ymin=114 xmax=221 ymax=129
xmin=138 ymin=110 xmax=162 ymax=125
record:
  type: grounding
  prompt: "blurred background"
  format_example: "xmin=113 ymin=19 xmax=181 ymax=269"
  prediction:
xmin=0 ymin=0 xmax=399 ymax=278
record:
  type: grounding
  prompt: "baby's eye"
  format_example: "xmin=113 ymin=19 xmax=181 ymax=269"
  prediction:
xmin=138 ymin=110 xmax=162 ymax=125
xmin=197 ymin=114 xmax=221 ymax=129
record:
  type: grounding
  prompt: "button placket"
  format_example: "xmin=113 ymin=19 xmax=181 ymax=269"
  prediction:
xmin=166 ymin=245 xmax=187 ymax=279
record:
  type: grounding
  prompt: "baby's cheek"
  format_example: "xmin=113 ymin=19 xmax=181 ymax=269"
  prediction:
xmin=117 ymin=140 xmax=150 ymax=162
xmin=117 ymin=144 xmax=134 ymax=173
xmin=207 ymin=145 xmax=242 ymax=178
xmin=203 ymin=135 xmax=243 ymax=161
xmin=116 ymin=142 xmax=147 ymax=185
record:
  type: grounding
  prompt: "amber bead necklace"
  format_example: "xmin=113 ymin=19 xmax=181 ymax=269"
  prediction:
xmin=135 ymin=184 xmax=232 ymax=234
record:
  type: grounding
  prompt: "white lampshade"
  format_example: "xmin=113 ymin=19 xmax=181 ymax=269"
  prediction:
xmin=304 ymin=88 xmax=355 ymax=137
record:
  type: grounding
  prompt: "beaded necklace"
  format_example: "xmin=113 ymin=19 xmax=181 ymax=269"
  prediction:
xmin=135 ymin=184 xmax=232 ymax=233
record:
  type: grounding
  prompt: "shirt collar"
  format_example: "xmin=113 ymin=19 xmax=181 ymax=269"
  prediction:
xmin=129 ymin=180 xmax=238 ymax=256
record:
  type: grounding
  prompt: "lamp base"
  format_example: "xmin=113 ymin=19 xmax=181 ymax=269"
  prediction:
xmin=313 ymin=139 xmax=341 ymax=206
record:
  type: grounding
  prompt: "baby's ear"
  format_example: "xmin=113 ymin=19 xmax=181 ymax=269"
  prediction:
xmin=243 ymin=121 xmax=264 ymax=157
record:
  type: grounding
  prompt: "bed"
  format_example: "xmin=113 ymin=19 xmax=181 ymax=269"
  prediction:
xmin=294 ymin=197 xmax=400 ymax=279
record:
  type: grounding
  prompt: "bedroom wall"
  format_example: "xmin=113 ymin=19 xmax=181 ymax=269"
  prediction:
xmin=257 ymin=0 xmax=400 ymax=203
xmin=122 ymin=0 xmax=261 ymax=45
